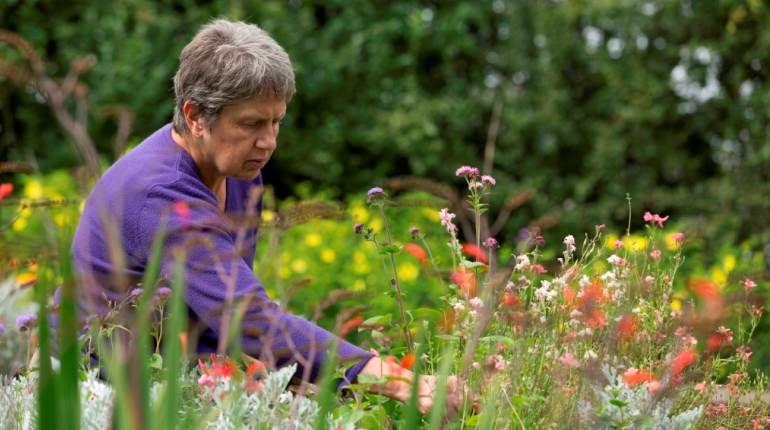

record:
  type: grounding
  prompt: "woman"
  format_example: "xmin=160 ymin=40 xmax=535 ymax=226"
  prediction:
xmin=66 ymin=19 xmax=463 ymax=414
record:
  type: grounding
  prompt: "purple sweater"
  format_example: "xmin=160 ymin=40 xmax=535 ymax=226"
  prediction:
xmin=67 ymin=124 xmax=372 ymax=385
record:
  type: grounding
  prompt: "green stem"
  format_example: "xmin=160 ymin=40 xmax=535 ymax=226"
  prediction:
xmin=420 ymin=236 xmax=448 ymax=297
xmin=378 ymin=205 xmax=412 ymax=351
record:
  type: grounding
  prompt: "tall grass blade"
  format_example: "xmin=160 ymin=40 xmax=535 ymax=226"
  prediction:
xmin=35 ymin=261 xmax=58 ymax=430
xmin=57 ymin=227 xmax=80 ymax=430
xmin=159 ymin=248 xmax=187 ymax=430
xmin=427 ymin=343 xmax=456 ymax=430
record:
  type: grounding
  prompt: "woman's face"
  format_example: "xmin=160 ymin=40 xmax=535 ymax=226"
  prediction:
xmin=198 ymin=96 xmax=286 ymax=182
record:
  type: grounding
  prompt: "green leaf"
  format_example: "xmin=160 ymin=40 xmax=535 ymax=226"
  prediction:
xmin=148 ymin=353 xmax=163 ymax=370
xmin=361 ymin=314 xmax=392 ymax=326
xmin=407 ymin=308 xmax=442 ymax=321
xmin=460 ymin=260 xmax=486 ymax=269
xmin=479 ymin=335 xmax=515 ymax=346
xmin=610 ymin=399 xmax=627 ymax=408
xmin=379 ymin=245 xmax=403 ymax=254
xmin=434 ymin=334 xmax=460 ymax=340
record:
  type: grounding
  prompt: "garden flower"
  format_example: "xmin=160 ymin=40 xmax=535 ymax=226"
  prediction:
xmin=366 ymin=187 xmax=387 ymax=204
xmin=128 ymin=288 xmax=143 ymax=302
xmin=694 ymin=381 xmax=708 ymax=394
xmin=643 ymin=211 xmax=669 ymax=228
xmin=530 ymin=264 xmax=547 ymax=274
xmin=409 ymin=226 xmax=419 ymax=238
xmin=486 ymin=354 xmax=508 ymax=371
xmin=623 ymin=368 xmax=655 ymax=387
xmin=469 ymin=297 xmax=484 ymax=311
xmin=650 ymin=249 xmax=661 ymax=262
xmin=340 ymin=316 xmax=364 ymax=336
xmin=563 ymin=235 xmax=576 ymax=252
xmin=613 ymin=240 xmax=623 ymax=250
xmin=462 ymin=243 xmax=488 ymax=263
xmin=353 ymin=223 xmax=364 ymax=234
xmin=16 ymin=313 xmax=37 ymax=331
xmin=480 ymin=175 xmax=496 ymax=185
xmin=438 ymin=208 xmax=458 ymax=233
xmin=483 ymin=237 xmax=499 ymax=248
xmin=514 ymin=255 xmax=530 ymax=270
xmin=670 ymin=349 xmax=698 ymax=377
xmin=644 ymin=275 xmax=654 ymax=284
xmin=559 ymin=352 xmax=580 ymax=368
xmin=156 ymin=287 xmax=171 ymax=301
xmin=455 ymin=165 xmax=480 ymax=178
xmin=716 ymin=326 xmax=733 ymax=343
xmin=403 ymin=243 xmax=427 ymax=263
xmin=0 ymin=323 xmax=5 ymax=335
xmin=606 ymin=254 xmax=627 ymax=266
xmin=399 ymin=353 xmax=415 ymax=369
xmin=0 ymin=183 xmax=12 ymax=201
xmin=672 ymin=232 xmax=684 ymax=245
xmin=740 ymin=277 xmax=757 ymax=292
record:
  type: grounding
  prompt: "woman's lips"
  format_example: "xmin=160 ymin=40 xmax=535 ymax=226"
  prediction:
xmin=246 ymin=159 xmax=266 ymax=169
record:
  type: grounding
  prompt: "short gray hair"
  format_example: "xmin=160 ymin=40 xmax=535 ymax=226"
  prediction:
xmin=172 ymin=19 xmax=295 ymax=134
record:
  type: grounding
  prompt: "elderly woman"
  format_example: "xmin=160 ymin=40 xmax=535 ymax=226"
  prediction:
xmin=64 ymin=19 xmax=458 ymax=413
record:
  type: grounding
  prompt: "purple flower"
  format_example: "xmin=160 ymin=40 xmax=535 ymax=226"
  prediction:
xmin=0 ymin=323 xmax=5 ymax=335
xmin=16 ymin=313 xmax=38 ymax=331
xmin=156 ymin=287 xmax=172 ymax=300
xmin=484 ymin=237 xmax=500 ymax=248
xmin=481 ymin=175 xmax=496 ymax=185
xmin=409 ymin=226 xmax=420 ymax=239
xmin=128 ymin=288 xmax=143 ymax=301
xmin=366 ymin=187 xmax=387 ymax=204
xmin=353 ymin=223 xmax=364 ymax=234
xmin=455 ymin=166 xmax=480 ymax=179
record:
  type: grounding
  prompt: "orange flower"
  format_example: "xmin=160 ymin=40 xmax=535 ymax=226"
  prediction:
xmin=403 ymin=243 xmax=427 ymax=262
xmin=500 ymin=291 xmax=521 ymax=308
xmin=616 ymin=314 xmax=639 ymax=341
xmin=179 ymin=332 xmax=188 ymax=352
xmin=450 ymin=269 xmax=477 ymax=298
xmin=340 ymin=315 xmax=364 ymax=336
xmin=461 ymin=243 xmax=488 ymax=264
xmin=0 ymin=183 xmax=13 ymax=201
xmin=687 ymin=278 xmax=721 ymax=301
xmin=671 ymin=349 xmax=698 ymax=377
xmin=399 ymin=353 xmax=415 ymax=369
xmin=585 ymin=309 xmax=607 ymax=329
xmin=198 ymin=354 xmax=236 ymax=380
xmin=563 ymin=286 xmax=576 ymax=306
xmin=623 ymin=368 xmax=655 ymax=387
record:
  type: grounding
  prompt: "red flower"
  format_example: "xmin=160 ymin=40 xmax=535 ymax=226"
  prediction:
xmin=450 ymin=269 xmax=477 ymax=298
xmin=198 ymin=354 xmax=236 ymax=380
xmin=616 ymin=314 xmax=639 ymax=341
xmin=623 ymin=368 xmax=655 ymax=387
xmin=0 ymin=183 xmax=12 ymax=201
xmin=340 ymin=315 xmax=364 ymax=336
xmin=399 ymin=353 xmax=415 ymax=369
xmin=461 ymin=243 xmax=488 ymax=264
xmin=671 ymin=349 xmax=698 ymax=377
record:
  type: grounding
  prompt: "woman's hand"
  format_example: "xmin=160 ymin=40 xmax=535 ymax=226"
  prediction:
xmin=358 ymin=356 xmax=480 ymax=417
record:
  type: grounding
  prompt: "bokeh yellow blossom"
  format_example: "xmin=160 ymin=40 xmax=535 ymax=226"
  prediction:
xmin=304 ymin=233 xmax=322 ymax=247
xmin=352 ymin=279 xmax=366 ymax=292
xmin=398 ymin=262 xmax=419 ymax=281
xmin=349 ymin=204 xmax=369 ymax=223
xmin=320 ymin=248 xmax=336 ymax=263
xmin=291 ymin=259 xmax=308 ymax=273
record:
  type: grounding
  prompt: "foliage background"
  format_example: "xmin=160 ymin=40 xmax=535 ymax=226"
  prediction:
xmin=1 ymin=0 xmax=769 ymax=374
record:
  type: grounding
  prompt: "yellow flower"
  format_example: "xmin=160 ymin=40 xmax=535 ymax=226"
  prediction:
xmin=352 ymin=279 xmax=366 ymax=292
xmin=291 ymin=259 xmax=308 ymax=273
xmin=625 ymin=235 xmax=648 ymax=251
xmin=281 ymin=252 xmax=291 ymax=263
xmin=398 ymin=262 xmax=419 ymax=281
xmin=670 ymin=299 xmax=681 ymax=311
xmin=353 ymin=251 xmax=368 ymax=264
xmin=723 ymin=255 xmax=736 ymax=272
xmin=320 ymin=248 xmax=336 ymax=263
xmin=664 ymin=234 xmax=678 ymax=251
xmin=53 ymin=213 xmax=70 ymax=227
xmin=711 ymin=266 xmax=727 ymax=285
xmin=304 ymin=233 xmax=322 ymax=248
xmin=279 ymin=267 xmax=292 ymax=279
xmin=369 ymin=217 xmax=383 ymax=232
xmin=12 ymin=217 xmax=27 ymax=232
xmin=262 ymin=210 xmax=275 ymax=222
xmin=350 ymin=204 xmax=369 ymax=223
xmin=421 ymin=208 xmax=441 ymax=222
xmin=24 ymin=181 xmax=44 ymax=199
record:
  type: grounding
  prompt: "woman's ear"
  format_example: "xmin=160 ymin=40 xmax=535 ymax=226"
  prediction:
xmin=183 ymin=100 xmax=204 ymax=137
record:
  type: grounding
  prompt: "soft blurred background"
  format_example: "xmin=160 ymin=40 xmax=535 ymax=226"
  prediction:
xmin=1 ymin=1 xmax=769 ymax=374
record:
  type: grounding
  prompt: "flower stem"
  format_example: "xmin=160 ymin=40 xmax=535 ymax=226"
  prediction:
xmin=420 ymin=236 xmax=448 ymax=297
xmin=378 ymin=205 xmax=412 ymax=351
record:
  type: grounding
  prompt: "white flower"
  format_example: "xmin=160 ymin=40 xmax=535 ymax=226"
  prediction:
xmin=579 ymin=275 xmax=591 ymax=288
xmin=600 ymin=271 xmax=616 ymax=282
xmin=515 ymin=254 xmax=531 ymax=270
xmin=644 ymin=275 xmax=654 ymax=284
xmin=563 ymin=235 xmax=576 ymax=252
xmin=584 ymin=350 xmax=598 ymax=360
xmin=469 ymin=297 xmax=484 ymax=311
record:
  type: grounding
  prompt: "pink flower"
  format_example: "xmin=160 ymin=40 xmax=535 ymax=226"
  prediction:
xmin=650 ymin=249 xmax=661 ymax=262
xmin=481 ymin=175 xmax=496 ymax=185
xmin=530 ymin=264 xmax=547 ymax=274
xmin=485 ymin=354 xmax=508 ymax=371
xmin=740 ymin=277 xmax=757 ymax=293
xmin=439 ymin=208 xmax=458 ymax=234
xmin=484 ymin=237 xmax=500 ymax=248
xmin=643 ymin=211 xmax=669 ymax=228
xmin=694 ymin=381 xmax=708 ymax=394
xmin=671 ymin=232 xmax=684 ymax=245
xmin=559 ymin=352 xmax=581 ymax=368
xmin=607 ymin=254 xmax=627 ymax=266
xmin=647 ymin=380 xmax=662 ymax=394
xmin=455 ymin=166 xmax=480 ymax=178
xmin=0 ymin=183 xmax=13 ymax=201
xmin=716 ymin=326 xmax=733 ymax=343
xmin=613 ymin=240 xmax=624 ymax=250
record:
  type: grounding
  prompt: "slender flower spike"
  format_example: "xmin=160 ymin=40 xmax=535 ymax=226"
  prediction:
xmin=484 ymin=237 xmax=499 ymax=248
xmin=366 ymin=187 xmax=387 ymax=204
xmin=16 ymin=313 xmax=38 ymax=331
xmin=353 ymin=223 xmax=364 ymax=234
